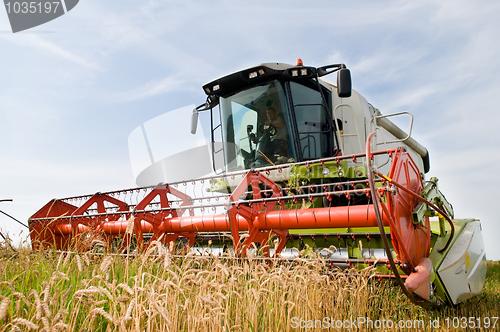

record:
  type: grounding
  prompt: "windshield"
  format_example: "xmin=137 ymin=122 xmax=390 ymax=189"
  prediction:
xmin=219 ymin=80 xmax=296 ymax=171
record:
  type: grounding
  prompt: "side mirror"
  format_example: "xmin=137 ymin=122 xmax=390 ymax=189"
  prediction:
xmin=190 ymin=109 xmax=199 ymax=134
xmin=337 ymin=68 xmax=352 ymax=98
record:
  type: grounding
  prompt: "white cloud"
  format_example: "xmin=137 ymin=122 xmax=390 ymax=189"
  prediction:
xmin=0 ymin=33 xmax=100 ymax=70
xmin=118 ymin=74 xmax=193 ymax=101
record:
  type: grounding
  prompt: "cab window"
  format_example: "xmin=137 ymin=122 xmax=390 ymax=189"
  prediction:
xmin=289 ymin=81 xmax=334 ymax=160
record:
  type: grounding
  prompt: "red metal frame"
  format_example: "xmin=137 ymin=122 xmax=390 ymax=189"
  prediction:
xmin=386 ymin=149 xmax=431 ymax=271
xmin=29 ymin=147 xmax=431 ymax=264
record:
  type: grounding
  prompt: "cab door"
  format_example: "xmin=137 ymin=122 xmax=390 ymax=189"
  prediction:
xmin=288 ymin=81 xmax=336 ymax=160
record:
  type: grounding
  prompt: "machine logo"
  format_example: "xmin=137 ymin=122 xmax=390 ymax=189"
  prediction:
xmin=3 ymin=0 xmax=79 ymax=33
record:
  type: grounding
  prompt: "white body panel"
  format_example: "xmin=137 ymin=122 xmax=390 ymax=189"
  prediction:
xmin=437 ymin=221 xmax=487 ymax=304
xmin=323 ymin=79 xmax=425 ymax=175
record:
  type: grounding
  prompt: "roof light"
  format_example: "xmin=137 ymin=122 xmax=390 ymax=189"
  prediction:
xmin=300 ymin=68 xmax=308 ymax=76
xmin=213 ymin=84 xmax=220 ymax=91
xmin=258 ymin=69 xmax=265 ymax=75
xmin=296 ymin=58 xmax=304 ymax=66
xmin=291 ymin=69 xmax=299 ymax=77
xmin=249 ymin=71 xmax=258 ymax=79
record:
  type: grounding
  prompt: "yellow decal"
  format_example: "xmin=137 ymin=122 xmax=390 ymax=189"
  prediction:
xmin=380 ymin=173 xmax=392 ymax=182
xmin=465 ymin=251 xmax=470 ymax=269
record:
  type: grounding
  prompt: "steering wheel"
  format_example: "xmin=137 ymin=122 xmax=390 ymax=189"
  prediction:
xmin=258 ymin=123 xmax=277 ymax=138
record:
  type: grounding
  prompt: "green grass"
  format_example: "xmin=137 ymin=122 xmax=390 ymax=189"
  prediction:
xmin=0 ymin=244 xmax=498 ymax=331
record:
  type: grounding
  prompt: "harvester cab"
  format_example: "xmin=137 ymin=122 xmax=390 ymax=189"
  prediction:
xmin=193 ymin=62 xmax=352 ymax=171
xmin=29 ymin=60 xmax=487 ymax=308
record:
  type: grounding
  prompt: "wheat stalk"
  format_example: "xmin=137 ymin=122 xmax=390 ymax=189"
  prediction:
xmin=91 ymin=307 xmax=115 ymax=324
xmin=52 ymin=322 xmax=69 ymax=331
xmin=124 ymin=298 xmax=135 ymax=320
xmin=56 ymin=252 xmax=64 ymax=271
xmin=0 ymin=297 xmax=10 ymax=321
xmin=99 ymin=256 xmax=113 ymax=280
xmin=118 ymin=283 xmax=134 ymax=296
xmin=125 ymin=216 xmax=135 ymax=235
xmin=62 ymin=252 xmax=71 ymax=269
xmin=75 ymin=254 xmax=82 ymax=272
xmin=11 ymin=318 xmax=39 ymax=330
xmin=30 ymin=290 xmax=43 ymax=320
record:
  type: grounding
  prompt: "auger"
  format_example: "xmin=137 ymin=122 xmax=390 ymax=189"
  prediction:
xmin=29 ymin=60 xmax=487 ymax=308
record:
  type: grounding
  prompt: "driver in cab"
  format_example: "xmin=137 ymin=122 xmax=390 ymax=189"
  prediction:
xmin=252 ymin=107 xmax=288 ymax=162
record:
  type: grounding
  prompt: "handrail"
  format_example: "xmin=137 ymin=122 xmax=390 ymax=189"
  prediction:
xmin=333 ymin=103 xmax=364 ymax=152
xmin=373 ymin=111 xmax=414 ymax=144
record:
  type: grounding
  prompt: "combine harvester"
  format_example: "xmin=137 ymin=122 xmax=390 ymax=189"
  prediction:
xmin=29 ymin=60 xmax=486 ymax=308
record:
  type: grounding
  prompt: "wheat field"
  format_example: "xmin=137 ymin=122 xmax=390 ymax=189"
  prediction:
xmin=0 ymin=242 xmax=498 ymax=331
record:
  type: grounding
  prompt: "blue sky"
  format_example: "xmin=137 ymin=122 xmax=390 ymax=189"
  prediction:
xmin=0 ymin=0 xmax=499 ymax=259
